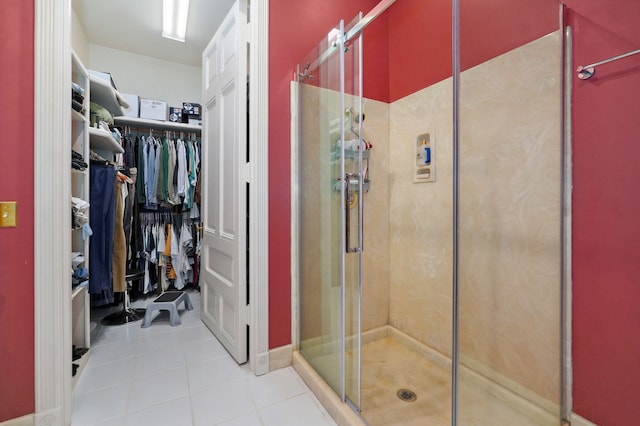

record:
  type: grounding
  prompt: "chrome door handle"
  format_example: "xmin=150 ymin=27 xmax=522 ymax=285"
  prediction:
xmin=345 ymin=173 xmax=361 ymax=253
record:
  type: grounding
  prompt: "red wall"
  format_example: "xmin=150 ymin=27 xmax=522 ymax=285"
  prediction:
xmin=459 ymin=0 xmax=558 ymax=72
xmin=388 ymin=0 xmax=452 ymax=102
xmin=0 ymin=1 xmax=35 ymax=422
xmin=387 ymin=0 xmax=557 ymax=103
xmin=566 ymin=0 xmax=640 ymax=424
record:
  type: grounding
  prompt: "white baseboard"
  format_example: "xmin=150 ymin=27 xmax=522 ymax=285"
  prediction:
xmin=269 ymin=344 xmax=293 ymax=371
xmin=571 ymin=412 xmax=598 ymax=426
xmin=254 ymin=350 xmax=270 ymax=376
xmin=0 ymin=414 xmax=34 ymax=426
xmin=34 ymin=406 xmax=63 ymax=426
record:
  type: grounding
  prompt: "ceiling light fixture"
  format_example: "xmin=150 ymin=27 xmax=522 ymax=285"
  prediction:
xmin=162 ymin=0 xmax=190 ymax=43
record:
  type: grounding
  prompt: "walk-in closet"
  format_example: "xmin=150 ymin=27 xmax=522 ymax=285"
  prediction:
xmin=70 ymin=0 xmax=210 ymax=384
xmin=28 ymin=0 xmax=270 ymax=425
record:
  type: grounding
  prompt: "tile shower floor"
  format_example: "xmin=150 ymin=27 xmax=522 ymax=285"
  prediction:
xmin=72 ymin=289 xmax=336 ymax=426
xmin=359 ymin=336 xmax=556 ymax=426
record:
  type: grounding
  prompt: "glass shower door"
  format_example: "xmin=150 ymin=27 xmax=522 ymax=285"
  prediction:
xmin=297 ymin=18 xmax=364 ymax=410
xmin=343 ymin=15 xmax=364 ymax=412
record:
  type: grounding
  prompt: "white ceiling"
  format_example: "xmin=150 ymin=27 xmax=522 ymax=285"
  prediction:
xmin=73 ymin=0 xmax=235 ymax=67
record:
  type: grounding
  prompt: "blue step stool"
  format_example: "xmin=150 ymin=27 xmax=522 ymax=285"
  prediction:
xmin=141 ymin=291 xmax=194 ymax=328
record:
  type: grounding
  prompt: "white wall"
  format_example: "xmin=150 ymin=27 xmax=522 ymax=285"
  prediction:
xmin=89 ymin=44 xmax=201 ymax=108
xmin=71 ymin=7 xmax=90 ymax=65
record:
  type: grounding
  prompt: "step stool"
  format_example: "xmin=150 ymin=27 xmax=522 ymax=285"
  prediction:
xmin=141 ymin=291 xmax=193 ymax=328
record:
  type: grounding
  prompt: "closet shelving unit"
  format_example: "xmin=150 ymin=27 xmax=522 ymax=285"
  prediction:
xmin=71 ymin=50 xmax=91 ymax=388
xmin=114 ymin=116 xmax=202 ymax=133
xmin=88 ymin=73 xmax=125 ymax=157
xmin=88 ymin=127 xmax=125 ymax=154
xmin=70 ymin=54 xmax=129 ymax=388
xmin=89 ymin=73 xmax=127 ymax=118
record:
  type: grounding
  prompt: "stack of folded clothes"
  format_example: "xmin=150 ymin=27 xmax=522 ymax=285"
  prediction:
xmin=72 ymin=82 xmax=85 ymax=114
xmin=72 ymin=196 xmax=90 ymax=229
xmin=72 ymin=267 xmax=89 ymax=288
xmin=72 ymin=150 xmax=88 ymax=171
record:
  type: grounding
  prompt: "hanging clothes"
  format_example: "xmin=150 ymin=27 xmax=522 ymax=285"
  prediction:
xmin=116 ymin=128 xmax=203 ymax=295
xmin=135 ymin=212 xmax=202 ymax=293
xmin=89 ymin=162 xmax=116 ymax=306
xmin=112 ymin=180 xmax=126 ymax=293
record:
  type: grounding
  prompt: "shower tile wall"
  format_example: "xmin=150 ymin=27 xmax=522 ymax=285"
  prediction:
xmin=459 ymin=31 xmax=561 ymax=405
xmin=388 ymin=76 xmax=455 ymax=357
xmin=358 ymin=98 xmax=391 ymax=332
xmin=388 ymin=31 xmax=561 ymax=406
xmin=298 ymin=86 xmax=390 ymax=346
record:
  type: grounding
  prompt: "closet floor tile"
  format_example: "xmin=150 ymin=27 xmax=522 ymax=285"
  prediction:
xmin=72 ymin=382 xmax=130 ymax=426
xmin=183 ymin=323 xmax=217 ymax=344
xmin=248 ymin=366 xmax=308 ymax=409
xmin=75 ymin=291 xmax=336 ymax=426
xmin=187 ymin=355 xmax=250 ymax=394
xmin=137 ymin=327 xmax=185 ymax=354
xmin=88 ymin=340 xmax=139 ymax=367
xmin=91 ymin=322 xmax=140 ymax=348
xmin=215 ymin=411 xmax=264 ymax=426
xmin=133 ymin=344 xmax=186 ymax=380
xmin=184 ymin=337 xmax=228 ymax=364
xmin=125 ymin=395 xmax=193 ymax=426
xmin=75 ymin=357 xmax=136 ymax=395
xmin=92 ymin=415 xmax=127 ymax=426
xmin=127 ymin=366 xmax=189 ymax=413
xmin=258 ymin=393 xmax=337 ymax=426
xmin=190 ymin=379 xmax=255 ymax=426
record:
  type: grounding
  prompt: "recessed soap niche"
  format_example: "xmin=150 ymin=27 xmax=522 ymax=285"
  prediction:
xmin=414 ymin=132 xmax=435 ymax=183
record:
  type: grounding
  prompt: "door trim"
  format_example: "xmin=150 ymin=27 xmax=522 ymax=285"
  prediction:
xmin=34 ymin=1 xmax=270 ymax=424
xmin=248 ymin=0 xmax=270 ymax=376
xmin=35 ymin=0 xmax=72 ymax=424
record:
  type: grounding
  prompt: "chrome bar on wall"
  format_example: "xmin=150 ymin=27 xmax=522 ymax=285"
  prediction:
xmin=576 ymin=47 xmax=640 ymax=79
xmin=306 ymin=0 xmax=397 ymax=74
xmin=344 ymin=0 xmax=397 ymax=43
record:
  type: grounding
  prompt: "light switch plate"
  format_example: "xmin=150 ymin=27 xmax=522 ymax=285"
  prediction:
xmin=0 ymin=202 xmax=18 ymax=227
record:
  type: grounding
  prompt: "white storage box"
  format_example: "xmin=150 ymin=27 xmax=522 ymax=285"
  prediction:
xmin=140 ymin=98 xmax=168 ymax=121
xmin=121 ymin=93 xmax=140 ymax=118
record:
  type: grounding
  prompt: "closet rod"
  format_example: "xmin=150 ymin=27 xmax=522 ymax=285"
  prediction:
xmin=577 ymin=48 xmax=640 ymax=79
xmin=122 ymin=126 xmax=198 ymax=138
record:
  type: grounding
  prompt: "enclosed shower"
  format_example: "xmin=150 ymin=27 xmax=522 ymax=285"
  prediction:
xmin=293 ymin=0 xmax=568 ymax=425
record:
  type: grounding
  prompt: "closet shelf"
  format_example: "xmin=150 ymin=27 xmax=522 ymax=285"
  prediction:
xmin=72 ymin=282 xmax=89 ymax=299
xmin=90 ymin=75 xmax=125 ymax=117
xmin=72 ymin=109 xmax=86 ymax=123
xmin=114 ymin=116 xmax=202 ymax=133
xmin=89 ymin=127 xmax=125 ymax=153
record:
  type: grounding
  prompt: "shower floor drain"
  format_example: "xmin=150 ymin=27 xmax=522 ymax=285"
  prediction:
xmin=397 ymin=388 xmax=417 ymax=402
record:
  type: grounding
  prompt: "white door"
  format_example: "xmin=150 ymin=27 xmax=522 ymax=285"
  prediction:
xmin=200 ymin=0 xmax=248 ymax=364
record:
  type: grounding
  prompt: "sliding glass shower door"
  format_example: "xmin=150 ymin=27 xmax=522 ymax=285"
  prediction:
xmin=297 ymin=17 xmax=364 ymax=411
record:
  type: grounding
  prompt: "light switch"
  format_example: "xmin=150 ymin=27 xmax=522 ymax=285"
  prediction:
xmin=0 ymin=202 xmax=18 ymax=227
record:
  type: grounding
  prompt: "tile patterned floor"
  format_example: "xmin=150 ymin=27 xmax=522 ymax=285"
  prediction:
xmin=72 ymin=290 xmax=336 ymax=426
